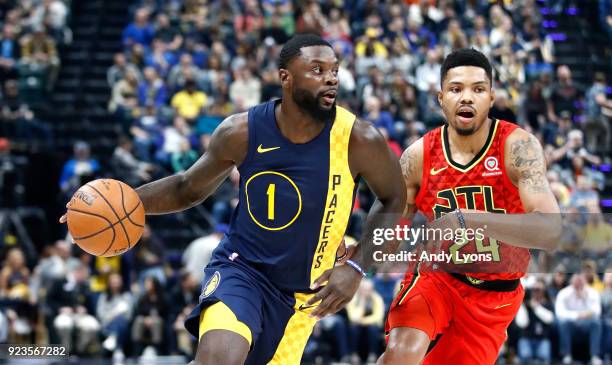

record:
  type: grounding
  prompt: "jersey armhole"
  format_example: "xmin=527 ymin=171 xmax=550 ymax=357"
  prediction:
xmin=414 ymin=134 xmax=430 ymax=207
xmin=236 ymin=110 xmax=256 ymax=171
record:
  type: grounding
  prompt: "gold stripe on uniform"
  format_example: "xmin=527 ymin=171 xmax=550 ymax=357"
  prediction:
xmin=267 ymin=293 xmax=317 ymax=365
xmin=309 ymin=105 xmax=356 ymax=286
xmin=267 ymin=106 xmax=356 ymax=365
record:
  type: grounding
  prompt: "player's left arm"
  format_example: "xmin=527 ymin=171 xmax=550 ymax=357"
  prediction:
xmin=307 ymin=119 xmax=406 ymax=318
xmin=456 ymin=129 xmax=562 ymax=251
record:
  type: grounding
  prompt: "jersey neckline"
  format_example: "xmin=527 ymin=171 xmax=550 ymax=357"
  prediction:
xmin=269 ymin=99 xmax=333 ymax=148
xmin=441 ymin=118 xmax=499 ymax=173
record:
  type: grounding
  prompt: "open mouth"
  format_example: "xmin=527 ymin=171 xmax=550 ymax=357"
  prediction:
xmin=457 ymin=108 xmax=475 ymax=123
xmin=321 ymin=90 xmax=337 ymax=104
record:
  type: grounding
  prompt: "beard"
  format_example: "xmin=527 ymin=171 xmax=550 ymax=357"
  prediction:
xmin=455 ymin=125 xmax=476 ymax=136
xmin=292 ymin=87 xmax=336 ymax=124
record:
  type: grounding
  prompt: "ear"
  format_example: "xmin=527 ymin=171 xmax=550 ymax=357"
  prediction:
xmin=279 ymin=69 xmax=291 ymax=88
xmin=489 ymin=87 xmax=495 ymax=108
xmin=437 ymin=90 xmax=443 ymax=107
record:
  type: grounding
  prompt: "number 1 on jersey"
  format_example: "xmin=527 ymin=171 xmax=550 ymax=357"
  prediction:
xmin=266 ymin=184 xmax=276 ymax=220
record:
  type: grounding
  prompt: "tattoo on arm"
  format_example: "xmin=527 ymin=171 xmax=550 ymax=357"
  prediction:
xmin=510 ymin=135 xmax=549 ymax=194
xmin=400 ymin=150 xmax=417 ymax=217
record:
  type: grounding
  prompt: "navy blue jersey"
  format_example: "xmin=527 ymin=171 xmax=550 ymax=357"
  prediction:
xmin=223 ymin=100 xmax=356 ymax=292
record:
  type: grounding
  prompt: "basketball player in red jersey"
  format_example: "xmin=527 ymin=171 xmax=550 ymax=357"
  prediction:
xmin=377 ymin=48 xmax=561 ymax=365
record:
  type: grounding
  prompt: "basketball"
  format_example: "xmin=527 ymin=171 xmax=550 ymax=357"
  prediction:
xmin=66 ymin=179 xmax=145 ymax=257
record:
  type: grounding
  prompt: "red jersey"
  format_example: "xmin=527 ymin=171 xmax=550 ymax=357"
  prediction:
xmin=415 ymin=119 xmax=530 ymax=280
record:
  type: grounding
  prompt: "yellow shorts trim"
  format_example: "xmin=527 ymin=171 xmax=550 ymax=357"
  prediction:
xmin=198 ymin=301 xmax=252 ymax=346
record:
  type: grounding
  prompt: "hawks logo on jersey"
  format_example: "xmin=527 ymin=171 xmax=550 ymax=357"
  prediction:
xmin=415 ymin=119 xmax=530 ymax=280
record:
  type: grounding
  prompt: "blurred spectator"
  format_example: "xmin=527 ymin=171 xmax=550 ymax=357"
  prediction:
xmin=19 ymin=25 xmax=60 ymax=90
xmin=171 ymin=139 xmax=198 ymax=173
xmin=346 ymin=278 xmax=384 ymax=363
xmin=97 ymin=273 xmax=133 ymax=361
xmin=582 ymin=259 xmax=605 ymax=292
xmin=168 ymin=271 xmax=199 ymax=355
xmin=550 ymin=129 xmax=601 ymax=170
xmin=555 ymin=273 xmax=602 ymax=365
xmin=516 ymin=280 xmax=554 ymax=365
xmin=58 ymin=141 xmax=100 ymax=199
xmin=569 ymin=175 xmax=600 ymax=212
xmin=107 ymin=52 xmax=142 ymax=88
xmin=546 ymin=65 xmax=584 ymax=123
xmin=581 ymin=206 xmax=612 ymax=257
xmin=110 ymin=135 xmax=154 ymax=186
xmin=48 ymin=263 xmax=100 ymax=355
xmin=171 ymin=78 xmax=207 ymax=122
xmin=363 ymin=96 xmax=396 ymax=141
xmin=602 ymin=268 xmax=612 ymax=361
xmin=123 ymin=8 xmax=154 ymax=47
xmin=167 ymin=53 xmax=204 ymax=92
xmin=0 ymin=24 xmax=19 ymax=81
xmin=490 ymin=89 xmax=517 ymax=123
xmin=416 ymin=49 xmax=441 ymax=94
xmin=584 ymin=72 xmax=612 ymax=155
xmin=133 ymin=224 xmax=166 ymax=287
xmin=229 ymin=67 xmax=261 ymax=111
xmin=138 ymin=66 xmax=168 ymax=108
xmin=159 ymin=115 xmax=193 ymax=163
xmin=182 ymin=224 xmax=227 ymax=283
xmin=154 ymin=13 xmax=182 ymax=51
xmin=131 ymin=276 xmax=166 ymax=356
xmin=108 ymin=69 xmax=140 ymax=116
xmin=30 ymin=0 xmax=68 ymax=42
xmin=600 ymin=0 xmax=612 ymax=42
xmin=0 ymin=248 xmax=30 ymax=300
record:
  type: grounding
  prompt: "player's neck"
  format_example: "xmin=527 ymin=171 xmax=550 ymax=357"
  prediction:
xmin=447 ymin=118 xmax=492 ymax=155
xmin=276 ymin=100 xmax=327 ymax=144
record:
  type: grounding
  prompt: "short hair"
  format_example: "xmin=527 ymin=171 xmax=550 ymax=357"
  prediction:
xmin=440 ymin=48 xmax=493 ymax=87
xmin=278 ymin=33 xmax=332 ymax=69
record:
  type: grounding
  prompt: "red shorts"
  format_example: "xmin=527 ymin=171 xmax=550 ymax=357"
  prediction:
xmin=385 ymin=270 xmax=524 ymax=365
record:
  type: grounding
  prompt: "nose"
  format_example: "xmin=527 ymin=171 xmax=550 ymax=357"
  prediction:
xmin=323 ymin=70 xmax=338 ymax=86
xmin=460 ymin=89 xmax=474 ymax=104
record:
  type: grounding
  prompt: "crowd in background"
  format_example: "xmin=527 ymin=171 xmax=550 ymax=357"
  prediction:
xmin=1 ymin=0 xmax=612 ymax=364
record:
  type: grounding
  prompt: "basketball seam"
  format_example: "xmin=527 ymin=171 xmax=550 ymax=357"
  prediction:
xmin=86 ymin=182 xmax=132 ymax=251
xmin=67 ymin=207 xmax=116 ymax=256
xmin=69 ymin=202 xmax=142 ymax=240
xmin=118 ymin=181 xmax=143 ymax=250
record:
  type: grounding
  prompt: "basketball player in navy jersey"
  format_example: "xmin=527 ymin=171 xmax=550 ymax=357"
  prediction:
xmin=88 ymin=34 xmax=404 ymax=365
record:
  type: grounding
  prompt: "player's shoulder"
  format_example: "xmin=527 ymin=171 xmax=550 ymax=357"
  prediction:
xmin=209 ymin=112 xmax=249 ymax=163
xmin=214 ymin=112 xmax=249 ymax=141
xmin=349 ymin=117 xmax=387 ymax=146
xmin=400 ymin=137 xmax=424 ymax=184
xmin=503 ymin=125 xmax=542 ymax=154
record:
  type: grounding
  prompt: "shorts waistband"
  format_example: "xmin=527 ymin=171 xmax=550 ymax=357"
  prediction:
xmin=450 ymin=273 xmax=520 ymax=292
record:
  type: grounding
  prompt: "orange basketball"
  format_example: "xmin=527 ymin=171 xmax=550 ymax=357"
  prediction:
xmin=66 ymin=179 xmax=145 ymax=257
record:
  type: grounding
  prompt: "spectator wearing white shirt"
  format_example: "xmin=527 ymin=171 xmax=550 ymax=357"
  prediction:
xmin=555 ymin=273 xmax=603 ymax=365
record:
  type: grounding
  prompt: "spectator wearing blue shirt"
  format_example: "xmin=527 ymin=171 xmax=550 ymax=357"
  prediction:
xmin=59 ymin=141 xmax=100 ymax=199
xmin=363 ymin=95 xmax=397 ymax=141
xmin=138 ymin=67 xmax=168 ymax=108
xmin=0 ymin=24 xmax=18 ymax=81
xmin=122 ymin=8 xmax=155 ymax=48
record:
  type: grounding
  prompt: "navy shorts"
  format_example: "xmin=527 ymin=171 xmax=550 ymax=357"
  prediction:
xmin=184 ymin=245 xmax=318 ymax=365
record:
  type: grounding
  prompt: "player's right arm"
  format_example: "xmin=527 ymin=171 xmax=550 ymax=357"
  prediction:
xmin=399 ymin=137 xmax=423 ymax=220
xmin=135 ymin=113 xmax=248 ymax=214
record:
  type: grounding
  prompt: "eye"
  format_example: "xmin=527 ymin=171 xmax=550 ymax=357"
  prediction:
xmin=475 ymin=87 xmax=485 ymax=93
xmin=450 ymin=87 xmax=461 ymax=93
xmin=332 ymin=68 xmax=339 ymax=76
xmin=312 ymin=66 xmax=322 ymax=74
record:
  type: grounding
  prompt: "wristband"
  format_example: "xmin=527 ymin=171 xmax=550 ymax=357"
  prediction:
xmin=455 ymin=208 xmax=467 ymax=230
xmin=345 ymin=259 xmax=367 ymax=277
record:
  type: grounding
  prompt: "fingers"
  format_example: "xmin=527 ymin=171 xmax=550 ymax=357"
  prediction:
xmin=306 ymin=285 xmax=330 ymax=306
xmin=59 ymin=214 xmax=67 ymax=223
xmin=310 ymin=295 xmax=346 ymax=319
xmin=310 ymin=269 xmax=332 ymax=290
